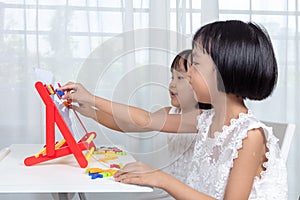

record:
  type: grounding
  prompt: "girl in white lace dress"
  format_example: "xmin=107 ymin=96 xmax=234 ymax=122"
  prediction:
xmin=114 ymin=20 xmax=288 ymax=200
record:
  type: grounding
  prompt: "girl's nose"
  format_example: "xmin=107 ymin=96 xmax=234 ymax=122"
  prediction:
xmin=169 ymin=79 xmax=176 ymax=88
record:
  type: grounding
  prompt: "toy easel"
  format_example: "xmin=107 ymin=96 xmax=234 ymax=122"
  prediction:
xmin=24 ymin=81 xmax=97 ymax=168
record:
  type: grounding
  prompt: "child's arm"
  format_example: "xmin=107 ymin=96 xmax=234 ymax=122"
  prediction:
xmin=92 ymin=99 xmax=198 ymax=133
xmin=224 ymin=128 xmax=267 ymax=199
xmin=59 ymin=84 xmax=123 ymax=132
xmin=59 ymin=82 xmax=198 ymax=133
xmin=113 ymin=162 xmax=215 ymax=200
xmin=72 ymin=104 xmax=123 ymax=132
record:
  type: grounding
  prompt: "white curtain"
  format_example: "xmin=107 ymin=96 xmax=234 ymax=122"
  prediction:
xmin=0 ymin=0 xmax=298 ymax=199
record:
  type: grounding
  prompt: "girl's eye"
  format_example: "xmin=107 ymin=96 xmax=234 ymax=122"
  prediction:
xmin=177 ymin=76 xmax=184 ymax=80
xmin=170 ymin=76 xmax=174 ymax=80
xmin=191 ymin=61 xmax=198 ymax=66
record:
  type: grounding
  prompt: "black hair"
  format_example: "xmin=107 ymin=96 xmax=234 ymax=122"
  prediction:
xmin=171 ymin=49 xmax=192 ymax=72
xmin=171 ymin=49 xmax=212 ymax=109
xmin=193 ymin=20 xmax=278 ymax=100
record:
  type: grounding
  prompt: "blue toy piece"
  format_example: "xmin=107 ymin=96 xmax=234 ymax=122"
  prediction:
xmin=89 ymin=172 xmax=103 ymax=179
xmin=55 ymin=89 xmax=65 ymax=99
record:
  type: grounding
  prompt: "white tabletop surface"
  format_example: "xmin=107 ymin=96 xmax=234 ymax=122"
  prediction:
xmin=0 ymin=144 xmax=153 ymax=193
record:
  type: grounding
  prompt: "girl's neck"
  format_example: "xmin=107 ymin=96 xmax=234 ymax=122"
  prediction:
xmin=181 ymin=102 xmax=201 ymax=115
xmin=210 ymin=93 xmax=247 ymax=134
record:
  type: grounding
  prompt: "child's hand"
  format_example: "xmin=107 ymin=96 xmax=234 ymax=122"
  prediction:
xmin=113 ymin=162 xmax=164 ymax=188
xmin=59 ymin=82 xmax=94 ymax=106
xmin=72 ymin=103 xmax=98 ymax=120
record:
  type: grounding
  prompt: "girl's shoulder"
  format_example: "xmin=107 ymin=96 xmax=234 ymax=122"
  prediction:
xmin=200 ymin=110 xmax=281 ymax=150
xmin=196 ymin=109 xmax=282 ymax=150
xmin=223 ymin=111 xmax=283 ymax=165
xmin=231 ymin=111 xmax=288 ymax=199
xmin=230 ymin=111 xmax=279 ymax=142
xmin=221 ymin=110 xmax=278 ymax=143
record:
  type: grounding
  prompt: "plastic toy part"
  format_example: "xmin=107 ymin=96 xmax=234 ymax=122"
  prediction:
xmin=24 ymin=81 xmax=97 ymax=168
xmin=46 ymin=84 xmax=55 ymax=95
xmin=63 ymin=101 xmax=72 ymax=108
xmin=110 ymin=164 xmax=121 ymax=169
xmin=94 ymin=146 xmax=126 ymax=155
xmin=85 ymin=147 xmax=95 ymax=162
xmin=93 ymin=146 xmax=126 ymax=164
xmin=85 ymin=168 xmax=118 ymax=180
xmin=55 ymin=89 xmax=65 ymax=99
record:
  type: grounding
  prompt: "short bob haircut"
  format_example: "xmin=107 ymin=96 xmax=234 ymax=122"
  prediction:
xmin=193 ymin=20 xmax=278 ymax=100
xmin=170 ymin=49 xmax=191 ymax=72
xmin=171 ymin=49 xmax=212 ymax=109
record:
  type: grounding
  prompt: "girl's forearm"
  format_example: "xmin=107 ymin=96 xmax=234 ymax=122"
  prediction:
xmin=92 ymin=96 xmax=198 ymax=133
xmin=159 ymin=173 xmax=215 ymax=200
xmin=93 ymin=109 xmax=123 ymax=132
xmin=93 ymin=96 xmax=158 ymax=132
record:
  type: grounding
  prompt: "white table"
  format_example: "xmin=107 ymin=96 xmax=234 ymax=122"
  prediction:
xmin=0 ymin=144 xmax=153 ymax=199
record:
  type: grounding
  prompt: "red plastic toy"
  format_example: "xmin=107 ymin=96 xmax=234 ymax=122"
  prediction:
xmin=24 ymin=81 xmax=97 ymax=168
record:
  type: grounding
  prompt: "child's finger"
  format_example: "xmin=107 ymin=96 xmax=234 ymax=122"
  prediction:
xmin=58 ymin=82 xmax=77 ymax=91
xmin=115 ymin=174 xmax=147 ymax=186
xmin=61 ymin=92 xmax=76 ymax=101
xmin=71 ymin=104 xmax=80 ymax=110
xmin=113 ymin=168 xmax=129 ymax=178
xmin=114 ymin=171 xmax=137 ymax=181
xmin=59 ymin=85 xmax=75 ymax=91
xmin=114 ymin=162 xmax=145 ymax=179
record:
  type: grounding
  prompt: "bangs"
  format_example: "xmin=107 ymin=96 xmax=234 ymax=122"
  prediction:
xmin=171 ymin=49 xmax=192 ymax=72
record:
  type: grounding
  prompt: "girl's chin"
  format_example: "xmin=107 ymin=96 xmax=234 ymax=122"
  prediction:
xmin=170 ymin=99 xmax=180 ymax=108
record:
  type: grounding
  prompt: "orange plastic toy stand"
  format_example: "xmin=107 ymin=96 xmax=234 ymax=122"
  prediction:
xmin=24 ymin=81 xmax=96 ymax=168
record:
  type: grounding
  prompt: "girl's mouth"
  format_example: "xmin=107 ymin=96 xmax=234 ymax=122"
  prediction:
xmin=170 ymin=91 xmax=177 ymax=98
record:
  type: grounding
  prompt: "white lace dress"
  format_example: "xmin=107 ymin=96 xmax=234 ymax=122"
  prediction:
xmin=139 ymin=107 xmax=197 ymax=200
xmin=186 ymin=109 xmax=288 ymax=200
xmin=164 ymin=107 xmax=197 ymax=183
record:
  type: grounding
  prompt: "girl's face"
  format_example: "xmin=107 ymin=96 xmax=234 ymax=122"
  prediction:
xmin=188 ymin=44 xmax=217 ymax=104
xmin=169 ymin=58 xmax=197 ymax=109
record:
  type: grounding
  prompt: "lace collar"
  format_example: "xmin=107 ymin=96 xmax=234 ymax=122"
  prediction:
xmin=197 ymin=109 xmax=254 ymax=141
